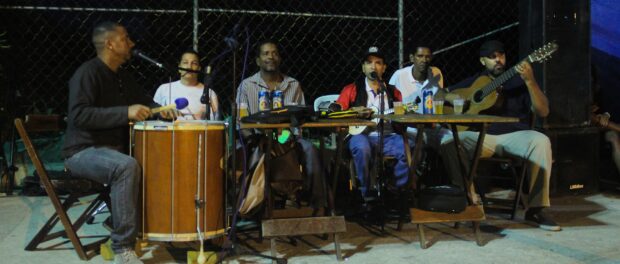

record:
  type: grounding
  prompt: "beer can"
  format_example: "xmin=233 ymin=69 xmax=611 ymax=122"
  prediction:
xmin=258 ymin=90 xmax=270 ymax=111
xmin=422 ymin=89 xmax=433 ymax=114
xmin=272 ymin=90 xmax=283 ymax=109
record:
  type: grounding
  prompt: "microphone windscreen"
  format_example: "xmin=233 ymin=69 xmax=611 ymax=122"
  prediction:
xmin=174 ymin=97 xmax=189 ymax=110
xmin=131 ymin=49 xmax=141 ymax=56
xmin=370 ymin=72 xmax=378 ymax=80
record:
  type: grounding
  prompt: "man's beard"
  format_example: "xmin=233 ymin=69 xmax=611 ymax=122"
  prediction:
xmin=491 ymin=64 xmax=505 ymax=76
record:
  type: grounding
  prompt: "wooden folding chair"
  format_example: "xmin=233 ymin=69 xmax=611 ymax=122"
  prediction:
xmin=14 ymin=115 xmax=109 ymax=260
xmin=476 ymin=156 xmax=528 ymax=219
xmin=475 ymin=112 xmax=537 ymax=219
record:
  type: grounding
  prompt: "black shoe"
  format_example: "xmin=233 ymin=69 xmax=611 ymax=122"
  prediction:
xmin=102 ymin=216 xmax=113 ymax=232
xmin=525 ymin=209 xmax=561 ymax=231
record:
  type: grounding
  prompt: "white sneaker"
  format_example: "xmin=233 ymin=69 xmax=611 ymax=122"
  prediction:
xmin=114 ymin=249 xmax=143 ymax=264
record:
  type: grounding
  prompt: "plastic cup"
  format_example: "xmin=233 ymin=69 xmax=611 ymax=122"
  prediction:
xmin=239 ymin=102 xmax=249 ymax=118
xmin=453 ymin=99 xmax=465 ymax=114
xmin=394 ymin=102 xmax=405 ymax=115
xmin=433 ymin=100 xmax=444 ymax=115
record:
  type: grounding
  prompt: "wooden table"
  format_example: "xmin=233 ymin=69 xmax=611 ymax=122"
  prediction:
xmin=240 ymin=118 xmax=375 ymax=262
xmin=382 ymin=114 xmax=519 ymax=248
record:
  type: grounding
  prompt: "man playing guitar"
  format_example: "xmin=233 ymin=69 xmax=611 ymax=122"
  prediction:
xmin=440 ymin=40 xmax=560 ymax=231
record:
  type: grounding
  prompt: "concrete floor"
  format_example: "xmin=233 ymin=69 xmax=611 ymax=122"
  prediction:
xmin=1 ymin=192 xmax=620 ymax=264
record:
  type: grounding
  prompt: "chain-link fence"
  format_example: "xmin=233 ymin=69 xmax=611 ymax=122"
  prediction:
xmin=0 ymin=0 xmax=519 ymax=122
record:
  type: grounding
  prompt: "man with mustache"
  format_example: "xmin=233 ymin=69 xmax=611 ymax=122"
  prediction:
xmin=442 ymin=40 xmax=559 ymax=231
xmin=332 ymin=46 xmax=409 ymax=198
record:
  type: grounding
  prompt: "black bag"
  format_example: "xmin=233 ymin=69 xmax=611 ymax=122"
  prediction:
xmin=418 ymin=185 xmax=467 ymax=213
xmin=269 ymin=140 xmax=305 ymax=201
xmin=241 ymin=105 xmax=313 ymax=126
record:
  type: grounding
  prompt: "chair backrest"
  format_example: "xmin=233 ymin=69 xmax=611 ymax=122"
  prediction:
xmin=16 ymin=115 xmax=107 ymax=260
xmin=313 ymin=94 xmax=339 ymax=112
xmin=14 ymin=115 xmax=64 ymax=196
xmin=22 ymin=114 xmax=66 ymax=132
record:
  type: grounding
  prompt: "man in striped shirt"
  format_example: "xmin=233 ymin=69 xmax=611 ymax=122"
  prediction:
xmin=235 ymin=40 xmax=326 ymax=209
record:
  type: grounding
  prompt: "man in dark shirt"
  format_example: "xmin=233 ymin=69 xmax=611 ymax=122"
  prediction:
xmin=441 ymin=40 xmax=559 ymax=231
xmin=63 ymin=21 xmax=164 ymax=264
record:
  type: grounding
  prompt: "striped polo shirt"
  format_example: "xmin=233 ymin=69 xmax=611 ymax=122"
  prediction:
xmin=236 ymin=72 xmax=306 ymax=115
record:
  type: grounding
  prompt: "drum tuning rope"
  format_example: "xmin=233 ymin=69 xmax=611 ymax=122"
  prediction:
xmin=196 ymin=133 xmax=206 ymax=264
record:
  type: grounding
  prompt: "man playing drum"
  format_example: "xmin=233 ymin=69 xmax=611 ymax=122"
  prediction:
xmin=62 ymin=21 xmax=173 ymax=264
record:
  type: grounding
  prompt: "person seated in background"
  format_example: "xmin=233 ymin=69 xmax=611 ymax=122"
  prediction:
xmin=591 ymin=104 xmax=620 ymax=179
xmin=154 ymin=50 xmax=220 ymax=120
xmin=389 ymin=44 xmax=453 ymax=186
xmin=236 ymin=39 xmax=326 ymax=209
xmin=331 ymin=46 xmax=409 ymax=197
xmin=389 ymin=43 xmax=444 ymax=113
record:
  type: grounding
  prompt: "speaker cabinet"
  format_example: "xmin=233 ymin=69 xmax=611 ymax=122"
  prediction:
xmin=547 ymin=127 xmax=599 ymax=196
xmin=519 ymin=0 xmax=591 ymax=128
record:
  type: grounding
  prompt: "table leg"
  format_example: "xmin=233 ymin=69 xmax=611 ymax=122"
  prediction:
xmin=334 ymin=233 xmax=343 ymax=261
xmin=418 ymin=224 xmax=427 ymax=249
xmin=449 ymin=124 xmax=488 ymax=205
xmin=473 ymin=221 xmax=483 ymax=246
xmin=270 ymin=238 xmax=277 ymax=264
xmin=263 ymin=129 xmax=275 ymax=218
xmin=331 ymin=130 xmax=346 ymax=206
xmin=402 ymin=124 xmax=425 ymax=189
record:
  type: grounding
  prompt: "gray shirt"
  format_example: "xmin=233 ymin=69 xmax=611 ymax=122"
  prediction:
xmin=236 ymin=72 xmax=306 ymax=114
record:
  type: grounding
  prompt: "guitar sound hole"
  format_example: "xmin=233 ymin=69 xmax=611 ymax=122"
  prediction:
xmin=473 ymin=90 xmax=484 ymax=103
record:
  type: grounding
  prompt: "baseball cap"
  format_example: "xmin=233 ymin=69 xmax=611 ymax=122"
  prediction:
xmin=362 ymin=46 xmax=385 ymax=62
xmin=479 ymin=40 xmax=505 ymax=57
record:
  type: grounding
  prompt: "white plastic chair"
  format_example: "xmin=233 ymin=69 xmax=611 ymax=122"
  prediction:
xmin=313 ymin=94 xmax=340 ymax=111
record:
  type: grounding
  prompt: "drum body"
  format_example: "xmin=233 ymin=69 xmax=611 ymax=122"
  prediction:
xmin=133 ymin=121 xmax=225 ymax=241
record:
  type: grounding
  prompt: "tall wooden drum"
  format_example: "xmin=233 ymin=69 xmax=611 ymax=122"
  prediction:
xmin=133 ymin=121 xmax=225 ymax=241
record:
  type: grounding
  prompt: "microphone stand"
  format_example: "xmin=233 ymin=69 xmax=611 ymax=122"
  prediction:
xmin=200 ymin=66 xmax=212 ymax=120
xmin=376 ymin=77 xmax=386 ymax=196
xmin=213 ymin=27 xmax=286 ymax=264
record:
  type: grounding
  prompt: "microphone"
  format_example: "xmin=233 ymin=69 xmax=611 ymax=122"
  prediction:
xmin=224 ymin=20 xmax=243 ymax=49
xmin=370 ymin=71 xmax=382 ymax=81
xmin=151 ymin=98 xmax=189 ymax=114
xmin=132 ymin=49 xmax=165 ymax=69
xmin=200 ymin=67 xmax=213 ymax=105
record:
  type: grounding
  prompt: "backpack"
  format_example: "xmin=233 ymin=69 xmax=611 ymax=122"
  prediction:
xmin=241 ymin=105 xmax=313 ymax=126
xmin=418 ymin=185 xmax=467 ymax=213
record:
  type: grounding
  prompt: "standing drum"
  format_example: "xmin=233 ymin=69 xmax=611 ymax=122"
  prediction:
xmin=133 ymin=120 xmax=226 ymax=241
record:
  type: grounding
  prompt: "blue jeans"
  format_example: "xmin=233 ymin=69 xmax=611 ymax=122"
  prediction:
xmin=348 ymin=134 xmax=410 ymax=196
xmin=64 ymin=146 xmax=140 ymax=253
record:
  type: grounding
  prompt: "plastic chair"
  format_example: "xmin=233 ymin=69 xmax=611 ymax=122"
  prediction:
xmin=313 ymin=94 xmax=340 ymax=112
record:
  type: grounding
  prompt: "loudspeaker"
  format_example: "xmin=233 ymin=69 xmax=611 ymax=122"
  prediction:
xmin=519 ymin=0 xmax=591 ymax=128
xmin=547 ymin=127 xmax=599 ymax=196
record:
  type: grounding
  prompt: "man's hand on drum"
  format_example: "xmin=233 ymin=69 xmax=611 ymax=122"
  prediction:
xmin=159 ymin=109 xmax=179 ymax=120
xmin=128 ymin=104 xmax=152 ymax=121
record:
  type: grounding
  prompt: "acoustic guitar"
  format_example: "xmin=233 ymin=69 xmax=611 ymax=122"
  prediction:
xmin=348 ymin=106 xmax=394 ymax=135
xmin=444 ymin=42 xmax=559 ymax=131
